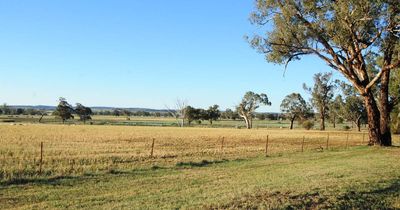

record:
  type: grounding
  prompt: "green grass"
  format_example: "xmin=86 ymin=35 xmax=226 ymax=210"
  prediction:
xmin=1 ymin=146 xmax=399 ymax=209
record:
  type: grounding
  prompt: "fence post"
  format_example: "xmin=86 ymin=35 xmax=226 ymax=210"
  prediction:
xmin=301 ymin=136 xmax=305 ymax=152
xmin=346 ymin=134 xmax=349 ymax=149
xmin=39 ymin=142 xmax=43 ymax=174
xmin=326 ymin=134 xmax=329 ymax=150
xmin=265 ymin=135 xmax=269 ymax=157
xmin=150 ymin=138 xmax=155 ymax=158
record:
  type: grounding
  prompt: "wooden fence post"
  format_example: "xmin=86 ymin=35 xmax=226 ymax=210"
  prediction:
xmin=301 ymin=136 xmax=305 ymax=152
xmin=326 ymin=134 xmax=329 ymax=150
xmin=39 ymin=142 xmax=43 ymax=174
xmin=150 ymin=138 xmax=155 ymax=158
xmin=265 ymin=135 xmax=269 ymax=157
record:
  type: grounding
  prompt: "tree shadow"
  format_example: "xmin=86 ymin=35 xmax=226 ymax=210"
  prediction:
xmin=207 ymin=179 xmax=400 ymax=209
xmin=332 ymin=179 xmax=400 ymax=209
xmin=175 ymin=159 xmax=229 ymax=168
xmin=0 ymin=175 xmax=77 ymax=187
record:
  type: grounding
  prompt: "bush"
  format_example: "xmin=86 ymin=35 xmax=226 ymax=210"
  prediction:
xmin=343 ymin=125 xmax=351 ymax=131
xmin=302 ymin=120 xmax=314 ymax=130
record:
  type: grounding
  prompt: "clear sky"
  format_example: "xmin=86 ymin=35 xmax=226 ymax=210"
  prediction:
xmin=0 ymin=0 xmax=337 ymax=112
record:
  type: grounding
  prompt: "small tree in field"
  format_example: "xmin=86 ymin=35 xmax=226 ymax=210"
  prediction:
xmin=280 ymin=93 xmax=310 ymax=129
xmin=206 ymin=105 xmax=220 ymax=125
xmin=303 ymin=72 xmax=335 ymax=130
xmin=55 ymin=97 xmax=74 ymax=124
xmin=165 ymin=99 xmax=188 ymax=127
xmin=329 ymin=95 xmax=344 ymax=129
xmin=75 ymin=103 xmax=93 ymax=124
xmin=236 ymin=91 xmax=271 ymax=129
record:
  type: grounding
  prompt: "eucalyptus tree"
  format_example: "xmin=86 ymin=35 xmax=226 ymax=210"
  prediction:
xmin=206 ymin=105 xmax=221 ymax=125
xmin=55 ymin=97 xmax=74 ymax=124
xmin=280 ymin=93 xmax=310 ymax=129
xmin=236 ymin=91 xmax=271 ymax=129
xmin=303 ymin=72 xmax=335 ymax=130
xmin=248 ymin=0 xmax=400 ymax=145
xmin=329 ymin=95 xmax=344 ymax=129
xmin=75 ymin=103 xmax=93 ymax=124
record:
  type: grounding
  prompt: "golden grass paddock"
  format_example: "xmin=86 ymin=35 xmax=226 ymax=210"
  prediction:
xmin=0 ymin=124 xmax=399 ymax=182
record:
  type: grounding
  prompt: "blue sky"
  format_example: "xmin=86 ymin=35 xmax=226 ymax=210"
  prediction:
xmin=0 ymin=0 xmax=335 ymax=112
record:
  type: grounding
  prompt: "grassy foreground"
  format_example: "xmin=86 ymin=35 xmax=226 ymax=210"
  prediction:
xmin=1 ymin=146 xmax=400 ymax=209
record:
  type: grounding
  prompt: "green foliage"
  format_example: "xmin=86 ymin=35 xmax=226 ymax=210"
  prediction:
xmin=302 ymin=120 xmax=314 ymax=130
xmin=280 ymin=93 xmax=311 ymax=125
xmin=256 ymin=113 xmax=267 ymax=120
xmin=184 ymin=105 xmax=221 ymax=125
xmin=206 ymin=105 xmax=221 ymax=125
xmin=75 ymin=103 xmax=93 ymax=123
xmin=248 ymin=0 xmax=399 ymax=67
xmin=392 ymin=108 xmax=400 ymax=134
xmin=237 ymin=91 xmax=271 ymax=129
xmin=248 ymin=0 xmax=400 ymax=144
xmin=329 ymin=95 xmax=343 ymax=124
xmin=221 ymin=108 xmax=240 ymax=120
xmin=54 ymin=98 xmax=74 ymax=123
xmin=337 ymin=81 xmax=367 ymax=131
xmin=303 ymin=73 xmax=335 ymax=130
xmin=1 ymin=103 xmax=11 ymax=115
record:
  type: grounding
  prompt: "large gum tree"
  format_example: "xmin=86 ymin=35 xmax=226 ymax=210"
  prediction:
xmin=248 ymin=0 xmax=399 ymax=146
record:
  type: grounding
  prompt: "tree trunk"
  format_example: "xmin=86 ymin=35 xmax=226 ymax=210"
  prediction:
xmin=333 ymin=115 xmax=336 ymax=129
xmin=243 ymin=116 xmax=251 ymax=129
xmin=356 ymin=116 xmax=361 ymax=132
xmin=290 ymin=117 xmax=294 ymax=130
xmin=363 ymin=92 xmax=382 ymax=145
xmin=379 ymin=69 xmax=392 ymax=146
xmin=320 ymin=108 xmax=325 ymax=131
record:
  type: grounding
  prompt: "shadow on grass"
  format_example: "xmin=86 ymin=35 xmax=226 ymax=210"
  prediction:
xmin=0 ymin=175 xmax=76 ymax=187
xmin=175 ymin=158 xmax=247 ymax=168
xmin=333 ymin=179 xmax=400 ymax=209
xmin=208 ymin=179 xmax=400 ymax=209
xmin=1 ymin=158 xmax=244 ymax=187
xmin=176 ymin=159 xmax=229 ymax=168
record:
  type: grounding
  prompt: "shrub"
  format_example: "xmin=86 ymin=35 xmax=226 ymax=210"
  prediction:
xmin=343 ymin=125 xmax=351 ymax=131
xmin=302 ymin=120 xmax=314 ymax=130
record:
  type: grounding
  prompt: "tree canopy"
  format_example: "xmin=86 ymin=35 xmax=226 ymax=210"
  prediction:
xmin=237 ymin=91 xmax=271 ymax=129
xmin=303 ymin=72 xmax=335 ymax=130
xmin=280 ymin=93 xmax=311 ymax=129
xmin=55 ymin=97 xmax=74 ymax=123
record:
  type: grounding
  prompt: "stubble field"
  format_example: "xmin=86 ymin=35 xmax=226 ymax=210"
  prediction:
xmin=0 ymin=124 xmax=399 ymax=209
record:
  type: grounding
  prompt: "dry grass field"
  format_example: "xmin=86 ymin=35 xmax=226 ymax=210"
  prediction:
xmin=0 ymin=124 xmax=399 ymax=209
xmin=0 ymin=124 xmax=382 ymax=182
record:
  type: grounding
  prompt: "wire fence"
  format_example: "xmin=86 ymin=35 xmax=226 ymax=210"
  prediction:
xmin=0 ymin=131 xmax=378 ymax=183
